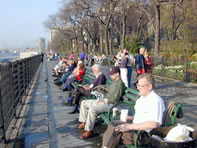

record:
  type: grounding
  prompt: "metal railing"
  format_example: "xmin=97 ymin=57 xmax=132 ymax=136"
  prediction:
xmin=0 ymin=54 xmax=42 ymax=142
xmin=152 ymin=57 xmax=197 ymax=83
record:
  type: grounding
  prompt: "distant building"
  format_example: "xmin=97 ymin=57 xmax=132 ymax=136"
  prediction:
xmin=50 ymin=28 xmax=57 ymax=43
xmin=50 ymin=28 xmax=61 ymax=47
xmin=39 ymin=38 xmax=46 ymax=53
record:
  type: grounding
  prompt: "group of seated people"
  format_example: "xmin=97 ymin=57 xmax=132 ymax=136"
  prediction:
xmin=52 ymin=57 xmax=86 ymax=91
xmin=52 ymin=55 xmax=166 ymax=147
xmin=93 ymin=54 xmax=107 ymax=64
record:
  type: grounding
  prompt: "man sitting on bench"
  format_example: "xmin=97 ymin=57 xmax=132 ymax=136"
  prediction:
xmin=67 ymin=64 xmax=106 ymax=114
xmin=102 ymin=73 xmax=166 ymax=148
xmin=78 ymin=66 xmax=126 ymax=139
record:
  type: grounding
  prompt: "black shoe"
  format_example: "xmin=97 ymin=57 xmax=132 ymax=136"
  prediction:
xmin=54 ymin=78 xmax=58 ymax=81
xmin=62 ymin=88 xmax=68 ymax=92
xmin=52 ymin=74 xmax=57 ymax=77
xmin=68 ymin=110 xmax=79 ymax=114
xmin=54 ymin=81 xmax=62 ymax=86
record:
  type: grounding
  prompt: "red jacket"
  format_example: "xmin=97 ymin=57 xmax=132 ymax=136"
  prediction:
xmin=74 ymin=69 xmax=85 ymax=81
xmin=144 ymin=56 xmax=153 ymax=73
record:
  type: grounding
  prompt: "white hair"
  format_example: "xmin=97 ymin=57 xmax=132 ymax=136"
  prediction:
xmin=93 ymin=64 xmax=100 ymax=70
xmin=78 ymin=60 xmax=83 ymax=64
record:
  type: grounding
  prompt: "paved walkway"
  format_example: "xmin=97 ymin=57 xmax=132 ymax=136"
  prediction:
xmin=15 ymin=59 xmax=197 ymax=148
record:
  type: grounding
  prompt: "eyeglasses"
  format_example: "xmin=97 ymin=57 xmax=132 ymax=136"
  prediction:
xmin=136 ymin=83 xmax=150 ymax=88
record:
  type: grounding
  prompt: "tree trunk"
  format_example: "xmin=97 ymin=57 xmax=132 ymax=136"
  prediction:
xmin=99 ymin=23 xmax=103 ymax=54
xmin=75 ymin=37 xmax=79 ymax=54
xmin=69 ymin=39 xmax=72 ymax=51
xmin=172 ymin=4 xmax=177 ymax=40
xmin=82 ymin=41 xmax=85 ymax=52
xmin=88 ymin=43 xmax=91 ymax=53
xmin=154 ymin=5 xmax=160 ymax=56
xmin=122 ymin=16 xmax=126 ymax=49
xmin=100 ymin=36 xmax=103 ymax=54
xmin=109 ymin=30 xmax=113 ymax=55
xmin=105 ymin=29 xmax=110 ymax=55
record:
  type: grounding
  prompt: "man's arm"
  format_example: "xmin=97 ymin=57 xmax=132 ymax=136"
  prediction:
xmin=115 ymin=121 xmax=159 ymax=132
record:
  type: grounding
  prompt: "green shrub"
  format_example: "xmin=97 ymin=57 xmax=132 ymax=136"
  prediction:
xmin=125 ymin=35 xmax=141 ymax=54
xmin=160 ymin=40 xmax=196 ymax=58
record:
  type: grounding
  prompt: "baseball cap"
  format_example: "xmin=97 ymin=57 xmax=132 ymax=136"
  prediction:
xmin=108 ymin=66 xmax=120 ymax=75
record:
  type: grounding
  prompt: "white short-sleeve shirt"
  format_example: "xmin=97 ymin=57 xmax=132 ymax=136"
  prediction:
xmin=133 ymin=90 xmax=166 ymax=130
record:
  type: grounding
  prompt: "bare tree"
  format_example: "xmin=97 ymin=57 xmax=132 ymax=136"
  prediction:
xmin=113 ymin=0 xmax=133 ymax=48
xmin=129 ymin=0 xmax=184 ymax=55
xmin=75 ymin=0 xmax=120 ymax=55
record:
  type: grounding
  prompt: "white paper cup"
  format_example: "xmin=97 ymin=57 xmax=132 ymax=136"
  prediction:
xmin=112 ymin=107 xmax=118 ymax=117
xmin=120 ymin=109 xmax=128 ymax=122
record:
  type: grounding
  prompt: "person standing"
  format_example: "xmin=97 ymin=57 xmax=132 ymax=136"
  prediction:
xmin=124 ymin=49 xmax=135 ymax=88
xmin=69 ymin=52 xmax=74 ymax=59
xmin=144 ymin=50 xmax=153 ymax=73
xmin=80 ymin=52 xmax=86 ymax=62
xmin=41 ymin=52 xmax=44 ymax=63
xmin=135 ymin=47 xmax=146 ymax=76
xmin=120 ymin=50 xmax=129 ymax=87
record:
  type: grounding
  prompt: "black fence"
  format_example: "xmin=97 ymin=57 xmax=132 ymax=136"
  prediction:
xmin=152 ymin=57 xmax=197 ymax=83
xmin=0 ymin=54 xmax=42 ymax=142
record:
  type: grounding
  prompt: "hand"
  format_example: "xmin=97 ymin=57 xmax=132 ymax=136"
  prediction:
xmin=96 ymin=100 xmax=101 ymax=105
xmin=115 ymin=124 xmax=130 ymax=132
xmin=96 ymin=100 xmax=104 ymax=105
xmin=83 ymin=85 xmax=90 ymax=90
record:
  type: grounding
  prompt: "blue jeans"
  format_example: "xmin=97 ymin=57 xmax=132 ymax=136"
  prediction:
xmin=127 ymin=66 xmax=132 ymax=88
xmin=67 ymin=96 xmax=74 ymax=104
xmin=63 ymin=77 xmax=75 ymax=90
xmin=60 ymin=72 xmax=71 ymax=83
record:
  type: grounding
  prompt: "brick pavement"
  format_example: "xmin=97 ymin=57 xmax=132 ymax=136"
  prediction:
xmin=14 ymin=59 xmax=197 ymax=148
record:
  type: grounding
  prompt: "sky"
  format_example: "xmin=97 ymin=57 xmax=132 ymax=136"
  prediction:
xmin=0 ymin=0 xmax=68 ymax=49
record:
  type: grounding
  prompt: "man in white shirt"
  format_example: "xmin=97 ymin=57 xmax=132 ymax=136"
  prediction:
xmin=102 ymin=73 xmax=166 ymax=148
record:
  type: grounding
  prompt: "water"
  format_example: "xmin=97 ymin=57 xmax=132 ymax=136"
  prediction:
xmin=0 ymin=57 xmax=19 ymax=63
xmin=0 ymin=51 xmax=20 ymax=63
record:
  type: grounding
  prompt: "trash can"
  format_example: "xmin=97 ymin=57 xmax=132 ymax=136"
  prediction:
xmin=149 ymin=126 xmax=197 ymax=148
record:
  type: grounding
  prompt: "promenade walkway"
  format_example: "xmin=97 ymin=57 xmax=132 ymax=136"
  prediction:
xmin=13 ymin=59 xmax=197 ymax=148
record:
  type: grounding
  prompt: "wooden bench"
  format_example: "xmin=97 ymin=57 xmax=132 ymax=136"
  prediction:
xmin=102 ymin=57 xmax=112 ymax=65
